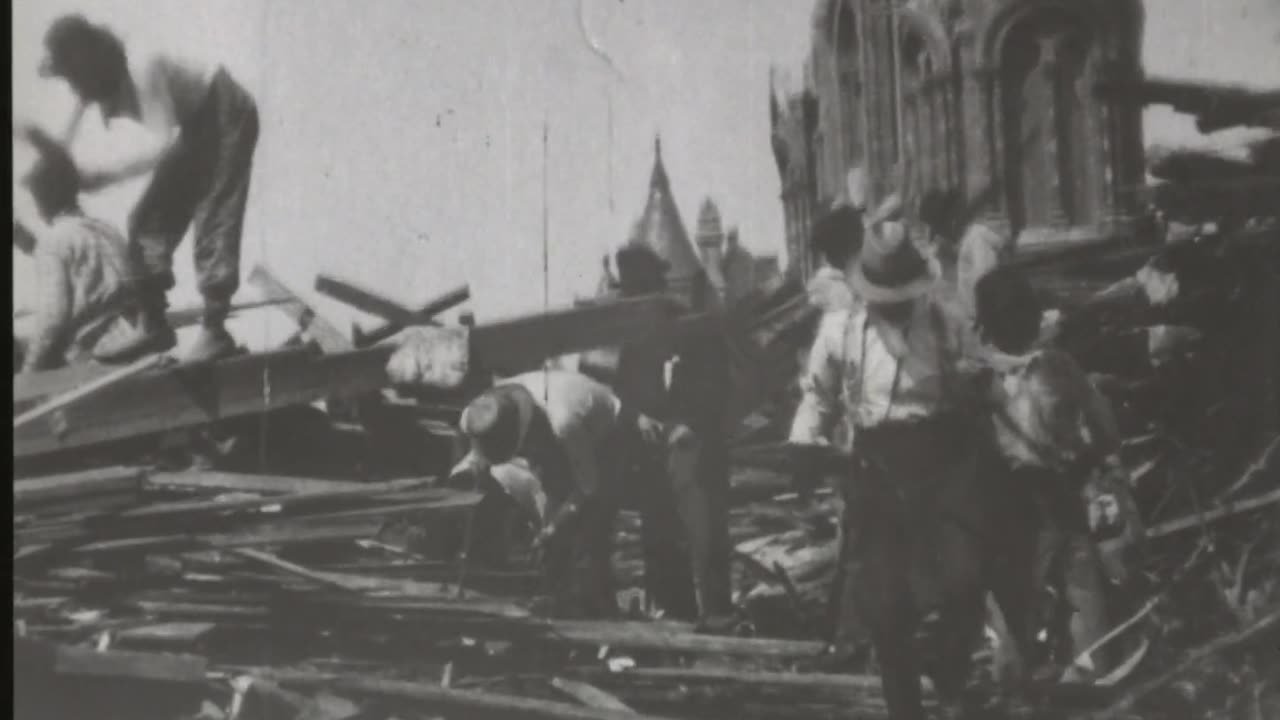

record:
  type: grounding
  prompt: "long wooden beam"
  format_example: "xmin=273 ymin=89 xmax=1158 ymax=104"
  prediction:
xmin=14 ymin=296 xmax=684 ymax=459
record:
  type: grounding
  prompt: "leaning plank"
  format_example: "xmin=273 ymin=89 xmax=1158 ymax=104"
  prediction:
xmin=15 ymin=296 xmax=685 ymax=458
xmin=315 ymin=274 xmax=420 ymax=324
xmin=15 ymin=345 xmax=393 ymax=459
xmin=1100 ymin=486 xmax=1280 ymax=553
xmin=14 ymin=353 xmax=167 ymax=430
xmin=249 ymin=266 xmax=352 ymax=353
xmin=231 ymin=548 xmax=362 ymax=592
xmin=14 ymin=466 xmax=145 ymax=508
xmin=264 ymin=670 xmax=682 ymax=720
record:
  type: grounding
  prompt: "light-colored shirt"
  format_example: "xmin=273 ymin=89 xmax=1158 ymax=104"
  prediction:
xmin=501 ymin=370 xmax=624 ymax=500
xmin=987 ymin=348 xmax=1122 ymax=471
xmin=22 ymin=213 xmax=140 ymax=372
xmin=956 ymin=222 xmax=1011 ymax=321
xmin=789 ymin=294 xmax=982 ymax=443
xmin=806 ymin=266 xmax=858 ymax=313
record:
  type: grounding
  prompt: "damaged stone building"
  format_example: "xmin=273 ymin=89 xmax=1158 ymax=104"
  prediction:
xmin=773 ymin=0 xmax=1149 ymax=279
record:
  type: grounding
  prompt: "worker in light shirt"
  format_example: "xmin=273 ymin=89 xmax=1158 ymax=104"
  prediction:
xmin=788 ymin=195 xmax=991 ymax=708
xmin=449 ymin=369 xmax=664 ymax=618
xmin=973 ymin=266 xmax=1144 ymax=682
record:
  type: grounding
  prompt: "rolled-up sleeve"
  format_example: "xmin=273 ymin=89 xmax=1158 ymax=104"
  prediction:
xmin=788 ymin=310 xmax=850 ymax=445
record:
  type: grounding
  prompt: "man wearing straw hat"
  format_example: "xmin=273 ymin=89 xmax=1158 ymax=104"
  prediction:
xmin=789 ymin=192 xmax=995 ymax=712
xmin=449 ymin=369 xmax=665 ymax=618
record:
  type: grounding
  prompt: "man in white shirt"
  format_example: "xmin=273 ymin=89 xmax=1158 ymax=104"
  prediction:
xmin=32 ymin=14 xmax=260 ymax=363
xmin=450 ymin=370 xmax=664 ymax=618
xmin=788 ymin=200 xmax=996 ymax=717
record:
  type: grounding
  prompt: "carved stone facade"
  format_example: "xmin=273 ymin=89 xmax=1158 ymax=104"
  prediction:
xmin=774 ymin=0 xmax=1147 ymax=279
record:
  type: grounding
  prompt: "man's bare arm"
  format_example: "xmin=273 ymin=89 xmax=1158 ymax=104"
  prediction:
xmin=79 ymin=128 xmax=179 ymax=191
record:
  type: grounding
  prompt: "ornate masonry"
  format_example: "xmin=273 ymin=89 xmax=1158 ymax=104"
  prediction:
xmin=773 ymin=0 xmax=1148 ymax=279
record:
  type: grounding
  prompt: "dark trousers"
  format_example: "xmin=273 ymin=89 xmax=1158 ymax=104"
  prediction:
xmin=1005 ymin=465 xmax=1112 ymax=670
xmin=129 ymin=68 xmax=259 ymax=320
xmin=645 ymin=427 xmax=733 ymax=620
xmin=543 ymin=493 xmax=620 ymax=619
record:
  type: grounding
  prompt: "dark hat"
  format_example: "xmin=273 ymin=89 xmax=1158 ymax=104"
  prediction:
xmin=849 ymin=218 xmax=937 ymax=304
xmin=615 ymin=242 xmax=669 ymax=285
xmin=810 ymin=204 xmax=864 ymax=263
xmin=39 ymin=14 xmax=97 ymax=78
xmin=20 ymin=127 xmax=80 ymax=215
xmin=452 ymin=385 xmax=535 ymax=476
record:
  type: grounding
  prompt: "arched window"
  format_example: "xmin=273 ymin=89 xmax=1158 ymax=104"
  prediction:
xmin=999 ymin=9 xmax=1107 ymax=231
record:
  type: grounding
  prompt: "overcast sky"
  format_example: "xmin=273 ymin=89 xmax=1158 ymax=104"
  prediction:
xmin=12 ymin=0 xmax=1280 ymax=349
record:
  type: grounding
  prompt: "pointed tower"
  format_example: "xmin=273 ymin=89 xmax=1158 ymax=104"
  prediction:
xmin=630 ymin=136 xmax=703 ymax=304
xmin=694 ymin=198 xmax=727 ymax=301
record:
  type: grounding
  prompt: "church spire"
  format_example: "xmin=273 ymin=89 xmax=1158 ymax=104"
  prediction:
xmin=649 ymin=133 xmax=669 ymax=192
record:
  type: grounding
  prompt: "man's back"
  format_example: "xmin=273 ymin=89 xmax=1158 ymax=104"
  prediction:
xmin=25 ymin=213 xmax=139 ymax=369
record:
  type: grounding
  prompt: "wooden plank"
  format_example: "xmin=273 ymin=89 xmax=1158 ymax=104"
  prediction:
xmin=121 ymin=476 xmax=432 ymax=520
xmin=146 ymin=470 xmax=370 ymax=495
xmin=14 ymin=466 xmax=145 ymax=508
xmin=263 ymin=670 xmax=683 ymax=720
xmin=315 ymin=274 xmax=418 ymax=323
xmin=1100 ymin=486 xmax=1280 ymax=553
xmin=231 ymin=548 xmax=361 ymax=592
xmin=14 ymin=353 xmax=168 ymax=430
xmin=249 ymin=266 xmax=352 ymax=353
xmin=15 ymin=296 xmax=687 ymax=459
xmin=28 ymin=490 xmax=480 ymax=555
xmin=550 ymin=678 xmax=635 ymax=713
xmin=477 ymin=295 xmax=683 ymax=376
xmin=115 ymin=622 xmax=218 ymax=646
xmin=540 ymin=620 xmax=827 ymax=658
xmin=356 ymin=284 xmax=471 ymax=347
xmin=14 ymin=637 xmax=209 ymax=683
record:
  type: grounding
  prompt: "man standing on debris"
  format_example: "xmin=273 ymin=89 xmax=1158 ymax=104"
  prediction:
xmin=12 ymin=129 xmax=145 ymax=373
xmin=608 ymin=242 xmax=735 ymax=627
xmin=31 ymin=14 xmax=260 ymax=363
xmin=450 ymin=369 xmax=665 ymax=618
xmin=973 ymin=266 xmax=1141 ymax=682
xmin=789 ymin=194 xmax=995 ymax=713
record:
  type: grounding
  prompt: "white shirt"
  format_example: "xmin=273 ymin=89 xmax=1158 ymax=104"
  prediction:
xmin=501 ymin=370 xmax=624 ymax=499
xmin=789 ymin=294 xmax=982 ymax=443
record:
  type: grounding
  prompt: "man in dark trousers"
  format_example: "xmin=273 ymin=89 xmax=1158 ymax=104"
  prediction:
xmin=610 ymin=242 xmax=735 ymax=627
xmin=31 ymin=14 xmax=260 ymax=362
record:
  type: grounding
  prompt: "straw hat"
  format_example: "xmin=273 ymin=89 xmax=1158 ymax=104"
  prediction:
xmin=850 ymin=202 xmax=938 ymax=305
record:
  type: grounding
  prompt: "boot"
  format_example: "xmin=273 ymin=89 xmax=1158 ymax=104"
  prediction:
xmin=185 ymin=324 xmax=238 ymax=363
xmin=184 ymin=296 xmax=239 ymax=363
xmin=94 ymin=290 xmax=177 ymax=363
